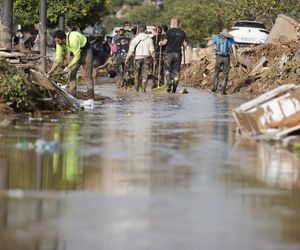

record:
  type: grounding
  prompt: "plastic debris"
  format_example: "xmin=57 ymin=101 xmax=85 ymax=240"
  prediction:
xmin=0 ymin=118 xmax=10 ymax=127
xmin=28 ymin=116 xmax=43 ymax=122
xmin=15 ymin=139 xmax=60 ymax=153
xmin=80 ymin=99 xmax=95 ymax=110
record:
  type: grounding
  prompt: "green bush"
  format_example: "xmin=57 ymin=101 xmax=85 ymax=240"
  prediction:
xmin=0 ymin=60 xmax=35 ymax=112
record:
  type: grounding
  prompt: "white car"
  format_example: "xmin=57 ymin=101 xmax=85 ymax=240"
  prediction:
xmin=229 ymin=21 xmax=269 ymax=45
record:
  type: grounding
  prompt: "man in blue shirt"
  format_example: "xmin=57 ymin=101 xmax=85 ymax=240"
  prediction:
xmin=208 ymin=28 xmax=237 ymax=95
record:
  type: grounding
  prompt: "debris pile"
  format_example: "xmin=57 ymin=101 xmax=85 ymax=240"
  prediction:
xmin=0 ymin=58 xmax=37 ymax=112
xmin=0 ymin=56 xmax=80 ymax=112
xmin=184 ymin=41 xmax=300 ymax=96
xmin=184 ymin=15 xmax=300 ymax=97
xmin=0 ymin=50 xmax=108 ymax=113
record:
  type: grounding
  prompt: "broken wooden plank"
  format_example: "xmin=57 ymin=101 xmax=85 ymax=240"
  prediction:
xmin=29 ymin=69 xmax=56 ymax=91
xmin=0 ymin=51 xmax=27 ymax=58
xmin=29 ymin=69 xmax=81 ymax=109
xmin=12 ymin=63 xmax=36 ymax=67
xmin=248 ymin=56 xmax=268 ymax=76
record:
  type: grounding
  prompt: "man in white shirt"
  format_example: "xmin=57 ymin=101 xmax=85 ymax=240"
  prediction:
xmin=125 ymin=25 xmax=156 ymax=92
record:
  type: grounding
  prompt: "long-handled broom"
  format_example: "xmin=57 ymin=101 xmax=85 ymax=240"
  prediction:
xmin=151 ymin=44 xmax=167 ymax=93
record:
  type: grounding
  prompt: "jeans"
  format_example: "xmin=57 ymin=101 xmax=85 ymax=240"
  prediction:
xmin=213 ymin=55 xmax=230 ymax=84
xmin=134 ymin=57 xmax=151 ymax=91
xmin=69 ymin=44 xmax=94 ymax=94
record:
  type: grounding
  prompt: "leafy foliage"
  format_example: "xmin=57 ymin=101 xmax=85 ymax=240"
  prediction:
xmin=109 ymin=0 xmax=143 ymax=11
xmin=12 ymin=0 xmax=109 ymax=29
xmin=231 ymin=0 xmax=300 ymax=24
xmin=126 ymin=4 xmax=161 ymax=25
xmin=105 ymin=0 xmax=300 ymax=45
xmin=0 ymin=60 xmax=35 ymax=112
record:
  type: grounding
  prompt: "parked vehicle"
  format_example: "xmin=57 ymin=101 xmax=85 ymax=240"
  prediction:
xmin=229 ymin=21 xmax=269 ymax=46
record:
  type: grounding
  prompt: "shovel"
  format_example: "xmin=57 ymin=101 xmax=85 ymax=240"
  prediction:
xmin=180 ymin=46 xmax=189 ymax=94
xmin=151 ymin=44 xmax=167 ymax=93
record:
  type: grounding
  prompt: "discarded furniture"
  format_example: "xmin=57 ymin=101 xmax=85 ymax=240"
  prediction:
xmin=233 ymin=84 xmax=300 ymax=138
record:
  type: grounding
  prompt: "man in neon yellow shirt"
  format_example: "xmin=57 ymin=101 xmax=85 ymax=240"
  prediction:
xmin=47 ymin=30 xmax=94 ymax=97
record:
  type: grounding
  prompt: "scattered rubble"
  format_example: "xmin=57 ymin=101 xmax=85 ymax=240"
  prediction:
xmin=183 ymin=15 xmax=300 ymax=97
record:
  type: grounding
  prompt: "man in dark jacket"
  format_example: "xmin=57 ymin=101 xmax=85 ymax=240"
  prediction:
xmin=159 ymin=18 xmax=187 ymax=93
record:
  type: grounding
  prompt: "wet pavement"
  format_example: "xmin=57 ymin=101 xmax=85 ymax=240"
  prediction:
xmin=0 ymin=79 xmax=300 ymax=250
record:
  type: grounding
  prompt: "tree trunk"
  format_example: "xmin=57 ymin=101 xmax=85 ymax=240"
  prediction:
xmin=39 ymin=0 xmax=47 ymax=72
xmin=59 ymin=15 xmax=65 ymax=31
xmin=0 ymin=0 xmax=13 ymax=50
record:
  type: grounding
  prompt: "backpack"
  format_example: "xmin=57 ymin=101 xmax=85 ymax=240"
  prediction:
xmin=115 ymin=37 xmax=130 ymax=55
xmin=216 ymin=35 xmax=230 ymax=57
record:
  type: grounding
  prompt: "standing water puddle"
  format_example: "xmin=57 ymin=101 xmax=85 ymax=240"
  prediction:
xmin=0 ymin=79 xmax=300 ymax=250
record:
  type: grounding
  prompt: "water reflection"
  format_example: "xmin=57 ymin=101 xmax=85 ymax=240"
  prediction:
xmin=255 ymin=144 xmax=300 ymax=189
xmin=233 ymin=140 xmax=300 ymax=190
xmin=0 ymin=116 xmax=84 ymax=191
xmin=1 ymin=90 xmax=300 ymax=193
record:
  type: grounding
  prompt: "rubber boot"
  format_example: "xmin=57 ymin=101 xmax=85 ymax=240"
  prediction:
xmin=116 ymin=76 xmax=121 ymax=89
xmin=151 ymin=82 xmax=158 ymax=89
xmin=87 ymin=80 xmax=94 ymax=98
xmin=151 ymin=77 xmax=158 ymax=89
xmin=221 ymin=79 xmax=228 ymax=95
xmin=135 ymin=81 xmax=140 ymax=92
xmin=87 ymin=88 xmax=94 ymax=99
xmin=172 ymin=80 xmax=178 ymax=93
xmin=211 ymin=79 xmax=218 ymax=92
xmin=142 ymin=80 xmax=147 ymax=93
xmin=167 ymin=80 xmax=173 ymax=93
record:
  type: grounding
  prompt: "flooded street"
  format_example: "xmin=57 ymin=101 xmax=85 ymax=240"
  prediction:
xmin=1 ymin=79 xmax=300 ymax=250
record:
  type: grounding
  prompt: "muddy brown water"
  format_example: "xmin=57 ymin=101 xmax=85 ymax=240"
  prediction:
xmin=0 ymin=79 xmax=300 ymax=250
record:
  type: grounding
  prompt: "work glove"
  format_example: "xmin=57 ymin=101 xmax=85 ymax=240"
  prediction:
xmin=63 ymin=67 xmax=70 ymax=74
